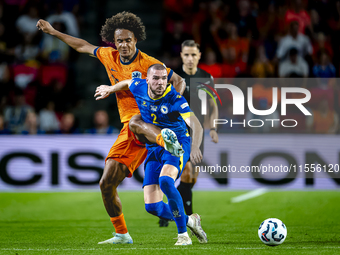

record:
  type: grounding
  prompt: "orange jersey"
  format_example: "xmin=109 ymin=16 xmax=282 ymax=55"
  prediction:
xmin=94 ymin=47 xmax=173 ymax=123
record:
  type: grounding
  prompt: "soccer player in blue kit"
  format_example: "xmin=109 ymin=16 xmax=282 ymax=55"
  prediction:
xmin=95 ymin=64 xmax=207 ymax=245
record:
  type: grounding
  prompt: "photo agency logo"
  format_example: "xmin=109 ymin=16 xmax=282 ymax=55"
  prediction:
xmin=197 ymin=81 xmax=223 ymax=112
xmin=194 ymin=78 xmax=312 ymax=129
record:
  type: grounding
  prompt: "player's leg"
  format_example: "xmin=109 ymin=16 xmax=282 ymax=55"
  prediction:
xmin=99 ymin=159 xmax=128 ymax=218
xmin=98 ymin=159 xmax=133 ymax=244
xmin=144 ymin=184 xmax=174 ymax=221
xmin=143 ymin=141 xmax=207 ymax=244
xmin=143 ymin=151 xmax=174 ymax=221
xmin=129 ymin=114 xmax=162 ymax=145
xmin=158 ymin=164 xmax=207 ymax=244
xmin=143 ymin=182 xmax=207 ymax=243
xmin=160 ymin=161 xmax=196 ymax=227
xmin=129 ymin=116 xmax=184 ymax=156
xmin=98 ymin=122 xmax=147 ymax=244
xmin=177 ymin=161 xmax=198 ymax=215
xmin=142 ymin=146 xmax=191 ymax=245
xmin=159 ymin=164 xmax=192 ymax=245
xmin=159 ymin=135 xmax=207 ymax=244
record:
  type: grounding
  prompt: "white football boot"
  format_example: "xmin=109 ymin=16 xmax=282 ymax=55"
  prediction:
xmin=174 ymin=235 xmax=192 ymax=245
xmin=98 ymin=233 xmax=133 ymax=244
xmin=187 ymin=214 xmax=208 ymax=243
xmin=161 ymin=128 xmax=184 ymax=157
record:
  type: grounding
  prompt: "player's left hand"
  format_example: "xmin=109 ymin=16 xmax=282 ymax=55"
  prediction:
xmin=190 ymin=145 xmax=202 ymax=165
xmin=94 ymin=85 xmax=113 ymax=100
xmin=210 ymin=130 xmax=218 ymax=143
xmin=36 ymin=19 xmax=54 ymax=34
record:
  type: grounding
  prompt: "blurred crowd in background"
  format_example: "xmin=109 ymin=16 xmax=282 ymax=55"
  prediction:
xmin=0 ymin=0 xmax=339 ymax=135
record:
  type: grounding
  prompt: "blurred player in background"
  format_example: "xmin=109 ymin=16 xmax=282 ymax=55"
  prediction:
xmin=95 ymin=64 xmax=207 ymax=245
xmin=162 ymin=40 xmax=218 ymax=226
xmin=37 ymin=11 xmax=185 ymax=244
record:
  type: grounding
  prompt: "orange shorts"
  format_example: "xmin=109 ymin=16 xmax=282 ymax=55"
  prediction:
xmin=106 ymin=122 xmax=147 ymax=177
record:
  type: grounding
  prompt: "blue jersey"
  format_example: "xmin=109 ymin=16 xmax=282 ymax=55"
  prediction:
xmin=129 ymin=78 xmax=191 ymax=147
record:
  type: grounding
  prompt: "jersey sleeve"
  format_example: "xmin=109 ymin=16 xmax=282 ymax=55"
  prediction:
xmin=172 ymin=94 xmax=192 ymax=120
xmin=129 ymin=78 xmax=144 ymax=96
xmin=93 ymin=47 xmax=113 ymax=64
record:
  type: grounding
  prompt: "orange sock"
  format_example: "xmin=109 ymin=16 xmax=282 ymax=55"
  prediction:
xmin=156 ymin=133 xmax=165 ymax=147
xmin=110 ymin=214 xmax=128 ymax=234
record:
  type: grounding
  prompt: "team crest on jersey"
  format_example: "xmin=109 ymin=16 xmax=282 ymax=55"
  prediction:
xmin=161 ymin=105 xmax=168 ymax=114
xmin=150 ymin=105 xmax=158 ymax=112
xmin=142 ymin=101 xmax=147 ymax=107
xmin=132 ymin=71 xmax=142 ymax=79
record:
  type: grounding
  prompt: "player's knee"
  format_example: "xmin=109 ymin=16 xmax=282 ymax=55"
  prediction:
xmin=181 ymin=162 xmax=193 ymax=183
xmin=180 ymin=170 xmax=191 ymax=183
xmin=145 ymin=202 xmax=161 ymax=216
xmin=99 ymin=174 xmax=115 ymax=192
xmin=129 ymin=114 xmax=142 ymax=133
xmin=128 ymin=120 xmax=137 ymax=133
xmin=99 ymin=176 xmax=111 ymax=192
xmin=159 ymin=176 xmax=173 ymax=194
xmin=99 ymin=159 xmax=124 ymax=191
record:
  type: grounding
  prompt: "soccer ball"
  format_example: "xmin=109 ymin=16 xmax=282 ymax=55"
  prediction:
xmin=258 ymin=218 xmax=287 ymax=246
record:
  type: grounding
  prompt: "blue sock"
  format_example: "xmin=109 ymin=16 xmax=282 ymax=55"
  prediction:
xmin=145 ymin=201 xmax=174 ymax=220
xmin=159 ymin=176 xmax=188 ymax=234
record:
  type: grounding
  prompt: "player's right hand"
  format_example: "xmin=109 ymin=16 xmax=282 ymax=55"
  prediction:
xmin=190 ymin=145 xmax=203 ymax=165
xmin=94 ymin=85 xmax=113 ymax=100
xmin=36 ymin=19 xmax=54 ymax=34
xmin=210 ymin=130 xmax=218 ymax=143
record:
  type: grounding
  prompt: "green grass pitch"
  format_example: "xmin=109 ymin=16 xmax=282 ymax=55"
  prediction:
xmin=0 ymin=190 xmax=339 ymax=254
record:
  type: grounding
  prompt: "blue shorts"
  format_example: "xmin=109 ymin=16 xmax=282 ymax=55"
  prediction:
xmin=143 ymin=136 xmax=191 ymax=187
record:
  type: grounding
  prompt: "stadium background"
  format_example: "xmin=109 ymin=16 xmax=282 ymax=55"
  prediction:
xmin=0 ymin=0 xmax=339 ymax=191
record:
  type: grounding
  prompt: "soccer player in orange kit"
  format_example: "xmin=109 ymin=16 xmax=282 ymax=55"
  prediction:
xmin=37 ymin=11 xmax=185 ymax=244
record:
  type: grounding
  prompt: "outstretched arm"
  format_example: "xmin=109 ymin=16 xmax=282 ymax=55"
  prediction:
xmin=209 ymin=98 xmax=219 ymax=143
xmin=170 ymin=72 xmax=185 ymax=95
xmin=36 ymin=19 xmax=96 ymax=55
xmin=94 ymin=80 xmax=132 ymax=100
xmin=184 ymin=113 xmax=203 ymax=164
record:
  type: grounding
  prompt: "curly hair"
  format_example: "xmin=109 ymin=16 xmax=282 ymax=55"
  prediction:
xmin=100 ymin=11 xmax=146 ymax=43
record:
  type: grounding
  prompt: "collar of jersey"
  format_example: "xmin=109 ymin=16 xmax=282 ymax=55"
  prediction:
xmin=148 ymin=84 xmax=172 ymax=101
xmin=182 ymin=64 xmax=198 ymax=75
xmin=120 ymin=48 xmax=139 ymax=65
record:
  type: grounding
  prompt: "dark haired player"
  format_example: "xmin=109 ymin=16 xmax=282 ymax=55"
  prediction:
xmin=95 ymin=64 xmax=207 ymax=245
xmin=37 ymin=12 xmax=185 ymax=244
